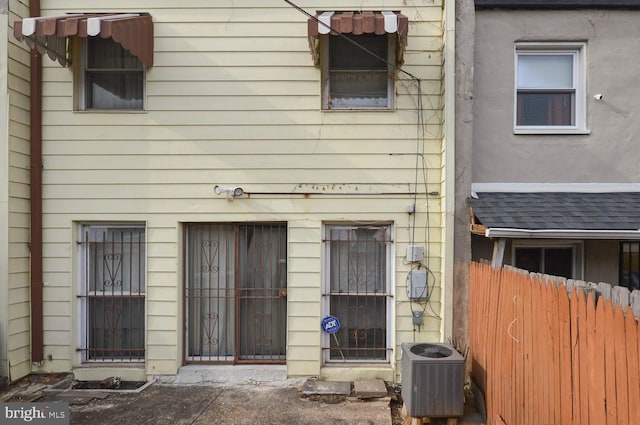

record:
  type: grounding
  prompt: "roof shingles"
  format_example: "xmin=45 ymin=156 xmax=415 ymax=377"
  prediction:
xmin=469 ymin=192 xmax=640 ymax=230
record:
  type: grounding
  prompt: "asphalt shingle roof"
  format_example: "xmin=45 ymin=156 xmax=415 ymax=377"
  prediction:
xmin=468 ymin=192 xmax=640 ymax=230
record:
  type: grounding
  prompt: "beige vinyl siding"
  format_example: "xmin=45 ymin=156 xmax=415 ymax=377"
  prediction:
xmin=1 ymin=10 xmax=9 ymax=381
xmin=31 ymin=0 xmax=445 ymax=381
xmin=2 ymin=0 xmax=32 ymax=381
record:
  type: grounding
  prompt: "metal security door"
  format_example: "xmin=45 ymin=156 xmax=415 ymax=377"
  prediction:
xmin=185 ymin=223 xmax=287 ymax=363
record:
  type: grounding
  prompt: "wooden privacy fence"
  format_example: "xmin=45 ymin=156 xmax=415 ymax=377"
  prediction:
xmin=470 ymin=262 xmax=640 ymax=425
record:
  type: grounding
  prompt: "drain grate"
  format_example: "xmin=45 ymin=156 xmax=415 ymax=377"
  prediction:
xmin=72 ymin=381 xmax=147 ymax=390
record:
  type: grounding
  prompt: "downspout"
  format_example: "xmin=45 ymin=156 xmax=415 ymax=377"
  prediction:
xmin=29 ymin=0 xmax=43 ymax=366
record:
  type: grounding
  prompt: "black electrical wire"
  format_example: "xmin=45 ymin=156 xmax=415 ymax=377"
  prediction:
xmin=283 ymin=0 xmax=421 ymax=82
xmin=284 ymin=0 xmax=435 ymax=325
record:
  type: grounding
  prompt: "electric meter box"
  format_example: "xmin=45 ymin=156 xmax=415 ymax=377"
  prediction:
xmin=406 ymin=245 xmax=424 ymax=262
xmin=407 ymin=270 xmax=428 ymax=300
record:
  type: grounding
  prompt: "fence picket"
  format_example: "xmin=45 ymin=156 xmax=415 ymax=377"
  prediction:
xmin=514 ymin=272 xmax=525 ymax=425
xmin=558 ymin=286 xmax=572 ymax=425
xmin=524 ymin=274 xmax=534 ymax=425
xmin=614 ymin=305 xmax=629 ymax=425
xmin=612 ymin=286 xmax=630 ymax=311
xmin=603 ymin=302 xmax=618 ymax=425
xmin=631 ymin=290 xmax=640 ymax=319
xmin=592 ymin=297 xmax=607 ymax=425
xmin=577 ymin=289 xmax=590 ymax=425
xmin=570 ymin=287 xmax=581 ymax=425
xmin=625 ymin=306 xmax=640 ymax=425
xmin=544 ymin=282 xmax=555 ymax=425
xmin=532 ymin=277 xmax=542 ymax=425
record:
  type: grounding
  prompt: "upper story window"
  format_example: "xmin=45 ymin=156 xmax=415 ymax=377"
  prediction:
xmin=323 ymin=33 xmax=395 ymax=110
xmin=13 ymin=13 xmax=154 ymax=111
xmin=307 ymin=11 xmax=408 ymax=111
xmin=79 ymin=36 xmax=145 ymax=111
xmin=514 ymin=43 xmax=587 ymax=134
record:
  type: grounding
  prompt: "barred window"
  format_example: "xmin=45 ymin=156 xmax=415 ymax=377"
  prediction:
xmin=323 ymin=225 xmax=392 ymax=362
xmin=79 ymin=225 xmax=145 ymax=361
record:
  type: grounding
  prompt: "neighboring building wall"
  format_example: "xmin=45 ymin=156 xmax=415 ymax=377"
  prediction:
xmin=473 ymin=9 xmax=640 ymax=184
xmin=29 ymin=1 xmax=446 ymax=382
xmin=3 ymin=0 xmax=32 ymax=382
xmin=584 ymin=240 xmax=619 ymax=284
xmin=453 ymin=0 xmax=475 ymax=348
xmin=471 ymin=237 xmax=621 ymax=285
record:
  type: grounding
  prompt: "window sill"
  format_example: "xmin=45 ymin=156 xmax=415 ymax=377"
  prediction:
xmin=514 ymin=128 xmax=591 ymax=135
xmin=78 ymin=362 xmax=145 ymax=366
xmin=74 ymin=109 xmax=148 ymax=114
xmin=321 ymin=108 xmax=396 ymax=112
xmin=320 ymin=364 xmax=394 ymax=382
xmin=73 ymin=364 xmax=146 ymax=382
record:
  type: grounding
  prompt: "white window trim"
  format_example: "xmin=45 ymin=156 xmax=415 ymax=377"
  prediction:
xmin=77 ymin=223 xmax=147 ymax=364
xmin=511 ymin=239 xmax=584 ymax=280
xmin=514 ymin=42 xmax=588 ymax=135
xmin=321 ymin=34 xmax=396 ymax=111
xmin=321 ymin=224 xmax=394 ymax=364
xmin=77 ymin=37 xmax=147 ymax=112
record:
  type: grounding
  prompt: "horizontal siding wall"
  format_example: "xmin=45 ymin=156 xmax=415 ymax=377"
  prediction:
xmin=4 ymin=0 xmax=32 ymax=381
xmin=34 ymin=0 xmax=445 ymax=380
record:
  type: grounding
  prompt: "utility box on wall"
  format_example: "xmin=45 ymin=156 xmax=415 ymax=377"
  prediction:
xmin=401 ymin=342 xmax=465 ymax=417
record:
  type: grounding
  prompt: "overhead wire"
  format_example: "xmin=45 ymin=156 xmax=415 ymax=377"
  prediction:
xmin=284 ymin=0 xmax=435 ymax=329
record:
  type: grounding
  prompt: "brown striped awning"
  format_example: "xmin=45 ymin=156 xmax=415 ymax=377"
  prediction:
xmin=307 ymin=11 xmax=408 ymax=64
xmin=13 ymin=13 xmax=154 ymax=67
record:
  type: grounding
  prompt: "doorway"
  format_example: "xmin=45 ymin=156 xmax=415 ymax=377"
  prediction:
xmin=184 ymin=223 xmax=287 ymax=363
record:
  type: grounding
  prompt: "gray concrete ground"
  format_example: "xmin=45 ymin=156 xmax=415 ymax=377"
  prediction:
xmin=1 ymin=367 xmax=393 ymax=425
xmin=0 ymin=366 xmax=485 ymax=425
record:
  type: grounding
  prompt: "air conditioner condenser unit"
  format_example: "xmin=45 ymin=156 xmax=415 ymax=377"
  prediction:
xmin=401 ymin=342 xmax=465 ymax=418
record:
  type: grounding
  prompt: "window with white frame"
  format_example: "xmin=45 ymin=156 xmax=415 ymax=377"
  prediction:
xmin=79 ymin=225 xmax=145 ymax=361
xmin=513 ymin=241 xmax=583 ymax=279
xmin=620 ymin=242 xmax=640 ymax=290
xmin=514 ymin=43 xmax=586 ymax=133
xmin=79 ymin=37 xmax=145 ymax=110
xmin=323 ymin=224 xmax=393 ymax=362
xmin=322 ymin=34 xmax=395 ymax=110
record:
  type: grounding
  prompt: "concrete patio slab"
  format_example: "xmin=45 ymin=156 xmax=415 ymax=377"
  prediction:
xmin=353 ymin=379 xmax=388 ymax=398
xmin=302 ymin=380 xmax=351 ymax=396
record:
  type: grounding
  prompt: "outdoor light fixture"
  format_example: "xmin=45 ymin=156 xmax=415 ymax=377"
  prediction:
xmin=214 ymin=185 xmax=245 ymax=200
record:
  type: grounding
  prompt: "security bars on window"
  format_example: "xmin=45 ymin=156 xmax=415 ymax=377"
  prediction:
xmin=79 ymin=226 xmax=145 ymax=361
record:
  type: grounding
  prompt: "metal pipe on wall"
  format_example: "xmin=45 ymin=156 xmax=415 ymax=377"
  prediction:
xmin=29 ymin=0 xmax=44 ymax=365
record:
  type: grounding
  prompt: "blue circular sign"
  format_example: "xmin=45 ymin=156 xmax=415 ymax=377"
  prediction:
xmin=321 ymin=315 xmax=341 ymax=334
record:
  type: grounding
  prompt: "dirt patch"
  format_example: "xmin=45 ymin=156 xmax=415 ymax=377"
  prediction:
xmin=302 ymin=394 xmax=347 ymax=404
xmin=390 ymin=399 xmax=404 ymax=425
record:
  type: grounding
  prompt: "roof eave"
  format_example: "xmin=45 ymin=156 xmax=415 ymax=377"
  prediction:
xmin=484 ymin=228 xmax=640 ymax=240
xmin=475 ymin=0 xmax=640 ymax=9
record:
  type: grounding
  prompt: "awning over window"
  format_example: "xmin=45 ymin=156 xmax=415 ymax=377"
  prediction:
xmin=13 ymin=13 xmax=153 ymax=67
xmin=306 ymin=11 xmax=409 ymax=65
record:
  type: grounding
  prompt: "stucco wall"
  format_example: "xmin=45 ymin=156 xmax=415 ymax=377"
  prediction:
xmin=474 ymin=9 xmax=640 ymax=184
xmin=28 ymin=0 xmax=446 ymax=382
xmin=471 ymin=236 xmax=620 ymax=285
xmin=584 ymin=240 xmax=619 ymax=284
